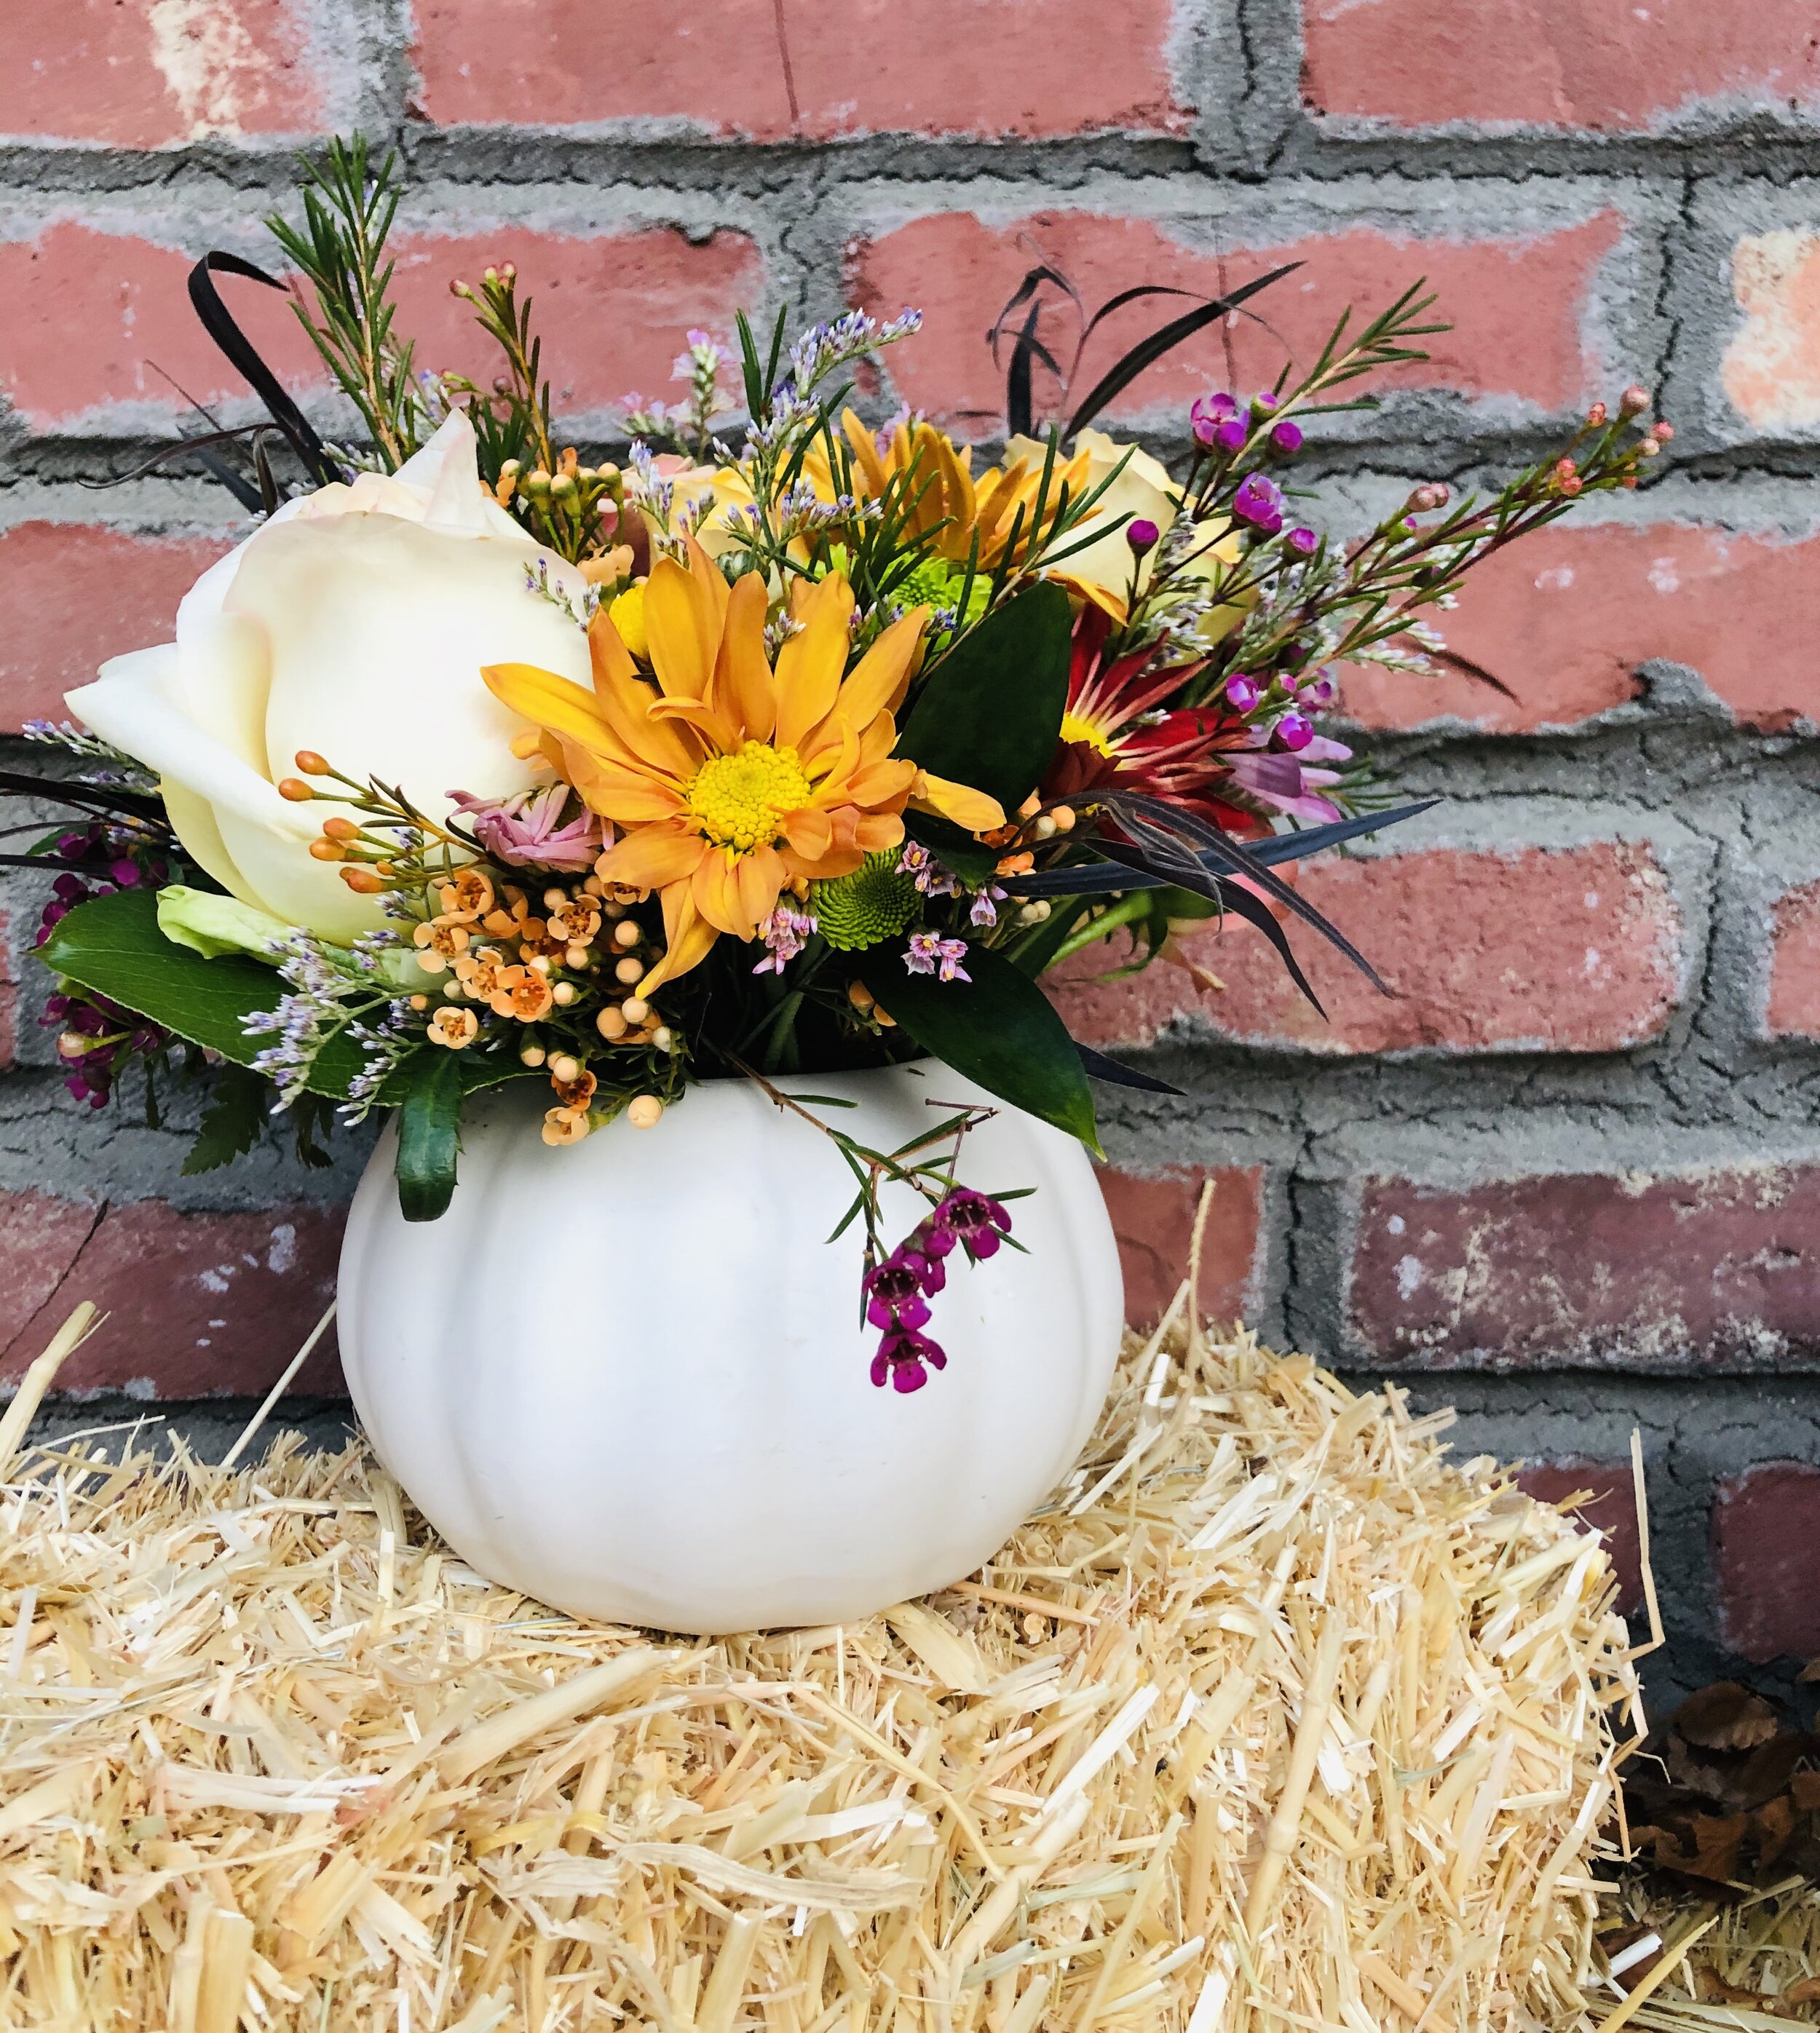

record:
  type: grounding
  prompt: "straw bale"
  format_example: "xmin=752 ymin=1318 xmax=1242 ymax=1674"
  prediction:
xmin=0 ymin=1304 xmax=1641 ymax=2030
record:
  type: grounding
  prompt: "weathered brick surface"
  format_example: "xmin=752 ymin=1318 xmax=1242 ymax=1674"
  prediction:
xmin=849 ymin=210 xmax=1625 ymax=433
xmin=1302 ymin=2 xmax=1820 ymax=135
xmin=1723 ymin=231 xmax=1820 ymax=433
xmin=1768 ymin=882 xmax=1820 ymax=1039
xmin=1515 ymin=1462 xmax=1645 ymax=1617
xmin=0 ymin=224 xmax=762 ymax=432
xmin=1712 ymin=1464 xmax=1820 ymax=1663
xmin=0 ymin=1193 xmax=343 ymax=1398
xmin=1051 ymin=843 xmax=1682 ymax=1057
xmin=7 ymin=0 xmax=329 ymax=148
xmin=1096 ymin=1165 xmax=1267 ymax=1328
xmin=1339 ymin=522 xmax=1820 ymax=735
xmin=1349 ymin=1165 xmax=1820 ymax=1373
xmin=412 ymin=0 xmax=1187 ymax=140
xmin=0 ymin=523 xmax=237 ymax=729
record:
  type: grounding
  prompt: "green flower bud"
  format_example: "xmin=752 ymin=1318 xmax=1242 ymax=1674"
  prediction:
xmin=811 ymin=852 xmax=917 ymax=951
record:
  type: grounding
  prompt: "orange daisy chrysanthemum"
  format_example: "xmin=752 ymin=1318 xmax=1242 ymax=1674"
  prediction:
xmin=483 ymin=544 xmax=1004 ymax=994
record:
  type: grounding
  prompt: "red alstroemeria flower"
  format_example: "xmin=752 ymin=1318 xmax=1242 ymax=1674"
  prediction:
xmin=1041 ymin=606 xmax=1257 ymax=835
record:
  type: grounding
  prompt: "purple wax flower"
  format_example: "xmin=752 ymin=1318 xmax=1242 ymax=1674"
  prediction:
xmin=1303 ymin=670 xmax=1337 ymax=705
xmin=1270 ymin=420 xmax=1304 ymax=453
xmin=1224 ymin=673 xmax=1262 ymax=713
xmin=1126 ymin=518 xmax=1160 ymax=554
xmin=1232 ymin=473 xmax=1286 ymax=536
xmin=1286 ymin=526 xmax=1318 ymax=556
xmin=1276 ymin=712 xmax=1315 ymax=751
xmin=930 ymin=1186 xmax=1013 ymax=1263
xmin=1191 ymin=391 xmax=1241 ymax=446
xmin=864 ymin=1184 xmax=1015 ymax=1390
xmin=1214 ymin=417 xmax=1247 ymax=452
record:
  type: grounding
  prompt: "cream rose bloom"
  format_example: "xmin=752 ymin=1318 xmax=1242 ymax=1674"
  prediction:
xmin=1006 ymin=427 xmax=1251 ymax=642
xmin=67 ymin=414 xmax=590 ymax=944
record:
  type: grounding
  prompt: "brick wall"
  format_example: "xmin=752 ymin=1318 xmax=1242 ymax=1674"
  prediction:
xmin=4 ymin=0 xmax=1819 ymax=1693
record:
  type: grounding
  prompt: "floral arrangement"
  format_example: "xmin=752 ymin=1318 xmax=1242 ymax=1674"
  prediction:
xmin=15 ymin=139 xmax=1671 ymax=1390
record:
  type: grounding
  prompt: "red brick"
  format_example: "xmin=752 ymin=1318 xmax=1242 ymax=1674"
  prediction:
xmin=1096 ymin=1165 xmax=1267 ymax=1328
xmin=1341 ymin=522 xmax=1820 ymax=735
xmin=0 ymin=523 xmax=235 ymax=730
xmin=0 ymin=223 xmax=762 ymax=432
xmin=1712 ymin=1465 xmax=1820 ymax=1663
xmin=1768 ymin=882 xmax=1820 ymax=1039
xmin=386 ymin=229 xmax=764 ymax=418
xmin=1302 ymin=1 xmax=1820 ymax=134
xmin=1515 ymin=1462 xmax=1645 ymax=1617
xmin=1050 ymin=843 xmax=1680 ymax=1057
xmin=0 ymin=223 xmax=319 ymax=432
xmin=848 ymin=211 xmax=1623 ymax=435
xmin=0 ymin=1194 xmax=344 ymax=1399
xmin=1725 ymin=230 xmax=1820 ymax=433
xmin=7 ymin=0 xmax=327 ymax=148
xmin=411 ymin=0 xmax=1185 ymax=140
xmin=1350 ymin=1162 xmax=1820 ymax=1371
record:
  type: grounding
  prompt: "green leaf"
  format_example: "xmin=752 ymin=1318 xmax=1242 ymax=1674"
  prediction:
xmin=394 ymin=1050 xmax=464 ymax=1221
xmin=902 ymin=812 xmax=1002 ymax=886
xmin=181 ymin=1064 xmax=269 ymax=1175
xmin=858 ymin=940 xmax=1101 ymax=1155
xmin=40 ymin=887 xmax=363 ymax=1098
xmin=897 ymin=582 xmax=1073 ymax=815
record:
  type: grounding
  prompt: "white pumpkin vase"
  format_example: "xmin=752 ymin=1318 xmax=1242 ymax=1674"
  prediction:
xmin=336 ymin=1061 xmax=1124 ymax=1633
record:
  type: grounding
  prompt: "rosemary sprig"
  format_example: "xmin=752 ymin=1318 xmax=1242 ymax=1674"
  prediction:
xmin=266 ymin=136 xmax=430 ymax=471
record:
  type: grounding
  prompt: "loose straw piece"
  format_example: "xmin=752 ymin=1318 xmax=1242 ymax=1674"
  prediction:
xmin=0 ymin=1302 xmax=101 ymax=1476
xmin=1244 ymin=1612 xmax=1346 ymax=1938
xmin=218 ymin=1300 xmax=338 ymax=1473
xmin=438 ymin=1648 xmax=674 ymax=1784
xmin=1629 ymin=1426 xmax=1665 ymax=1657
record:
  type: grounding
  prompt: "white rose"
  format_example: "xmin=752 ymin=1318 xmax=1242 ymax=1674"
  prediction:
xmin=66 ymin=413 xmax=591 ymax=944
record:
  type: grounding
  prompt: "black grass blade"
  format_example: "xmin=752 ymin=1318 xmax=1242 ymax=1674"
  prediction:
xmin=188 ymin=253 xmax=339 ymax=488
xmin=1003 ymin=802 xmax=1436 ymax=897
xmin=0 ymin=769 xmax=167 ymax=823
xmin=1209 ymin=878 xmax=1326 ymax=1016
xmin=1075 ymin=1042 xmax=1185 ymax=1095
xmin=1091 ymin=788 xmax=1387 ymax=991
xmin=1064 ymin=263 xmax=1302 ymax=438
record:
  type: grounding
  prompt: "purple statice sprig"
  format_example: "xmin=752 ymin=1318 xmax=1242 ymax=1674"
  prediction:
xmin=753 ymin=900 xmax=816 ymax=975
xmin=243 ymin=928 xmax=406 ymax=1115
xmin=903 ymin=931 xmax=970 ymax=983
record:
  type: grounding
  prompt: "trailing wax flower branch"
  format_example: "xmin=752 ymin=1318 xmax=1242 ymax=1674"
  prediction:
xmin=732 ymin=1056 xmax=1023 ymax=1393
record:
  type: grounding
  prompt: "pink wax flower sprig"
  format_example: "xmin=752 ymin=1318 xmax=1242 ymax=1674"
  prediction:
xmin=865 ymin=1186 xmax=1016 ymax=1392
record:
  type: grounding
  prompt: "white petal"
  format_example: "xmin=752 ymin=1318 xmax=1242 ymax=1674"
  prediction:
xmin=227 ymin=512 xmax=592 ymax=819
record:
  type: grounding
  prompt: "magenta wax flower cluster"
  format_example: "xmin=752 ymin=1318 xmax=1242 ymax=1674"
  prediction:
xmin=43 ymin=991 xmax=166 ymax=1109
xmin=863 ymin=1186 xmax=1015 ymax=1392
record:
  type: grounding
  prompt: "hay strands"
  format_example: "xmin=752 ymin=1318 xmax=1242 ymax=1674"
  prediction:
xmin=0 ymin=1272 xmax=1641 ymax=2031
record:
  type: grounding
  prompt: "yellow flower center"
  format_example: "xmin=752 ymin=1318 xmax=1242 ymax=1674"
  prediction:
xmin=1059 ymin=709 xmax=1117 ymax=758
xmin=687 ymin=740 xmax=813 ymax=852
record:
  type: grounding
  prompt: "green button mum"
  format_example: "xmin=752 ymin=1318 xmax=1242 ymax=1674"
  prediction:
xmin=812 ymin=852 xmax=918 ymax=951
